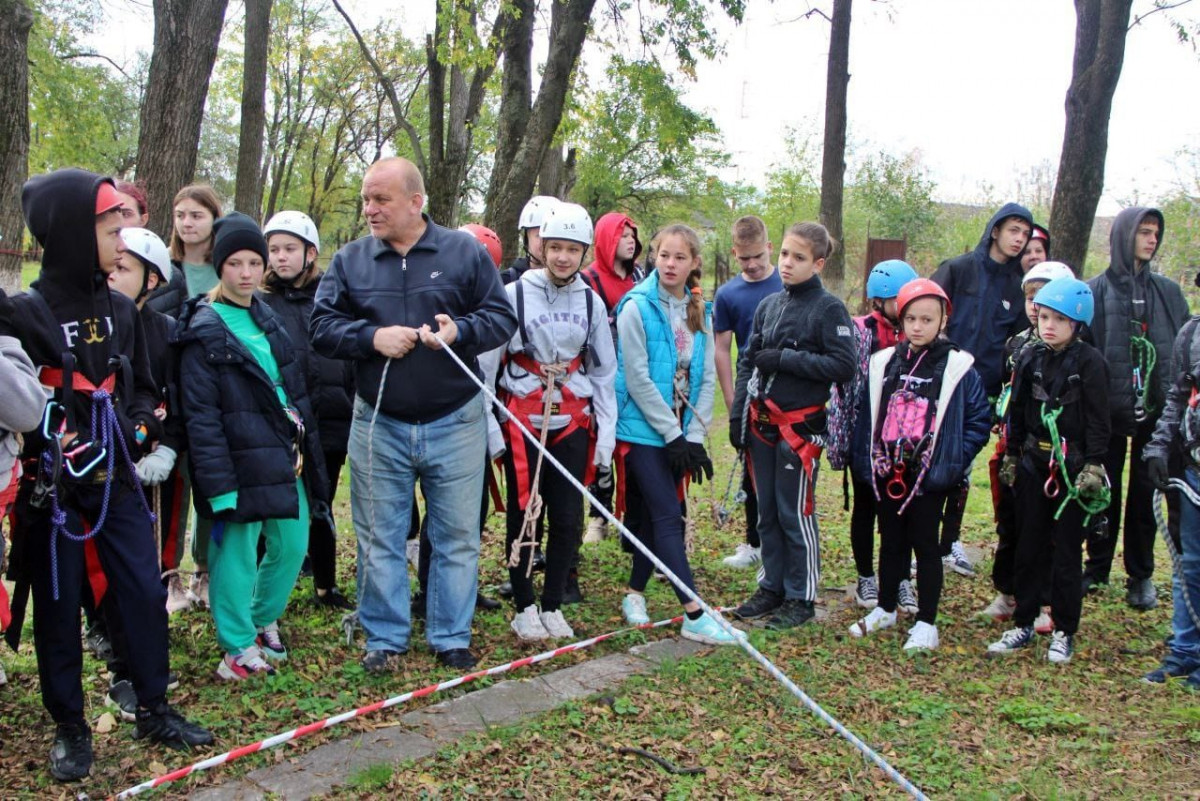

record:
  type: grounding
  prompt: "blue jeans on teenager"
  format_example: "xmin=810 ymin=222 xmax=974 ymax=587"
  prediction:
xmin=1167 ymin=467 xmax=1200 ymax=672
xmin=348 ymin=394 xmax=487 ymax=654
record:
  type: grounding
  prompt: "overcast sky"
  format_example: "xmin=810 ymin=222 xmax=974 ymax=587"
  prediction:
xmin=96 ymin=0 xmax=1200 ymax=214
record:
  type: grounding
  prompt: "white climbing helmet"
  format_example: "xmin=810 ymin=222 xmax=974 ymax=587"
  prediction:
xmin=120 ymin=227 xmax=172 ymax=284
xmin=1021 ymin=260 xmax=1074 ymax=289
xmin=517 ymin=195 xmax=560 ymax=232
xmin=540 ymin=202 xmax=593 ymax=247
xmin=263 ymin=210 xmax=320 ymax=254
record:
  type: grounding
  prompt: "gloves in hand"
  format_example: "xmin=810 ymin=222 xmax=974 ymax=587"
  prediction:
xmin=729 ymin=422 xmax=744 ymax=451
xmin=998 ymin=454 xmax=1019 ymax=488
xmin=310 ymin=499 xmax=335 ymax=528
xmin=135 ymin=445 xmax=177 ymax=486
xmin=1075 ymin=463 xmax=1109 ymax=500
xmin=1146 ymin=456 xmax=1171 ymax=492
xmin=753 ymin=348 xmax=783 ymax=375
xmin=665 ymin=435 xmax=691 ymax=479
xmin=687 ymin=442 xmax=714 ymax=484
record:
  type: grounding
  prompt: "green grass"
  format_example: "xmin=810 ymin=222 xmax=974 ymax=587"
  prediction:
xmin=0 ymin=397 xmax=1196 ymax=797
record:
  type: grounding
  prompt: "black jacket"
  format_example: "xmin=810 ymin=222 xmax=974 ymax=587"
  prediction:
xmin=731 ymin=274 xmax=856 ymax=436
xmin=175 ymin=297 xmax=328 ymax=523
xmin=0 ymin=169 xmax=159 ymax=461
xmin=1008 ymin=339 xmax=1111 ymax=472
xmin=140 ymin=304 xmax=186 ymax=452
xmin=931 ymin=202 xmax=1033 ymax=398
xmin=500 ymin=256 xmax=534 ymax=287
xmin=144 ymin=263 xmax=190 ymax=319
xmin=1145 ymin=315 xmax=1200 ymax=462
xmin=1087 ymin=206 xmax=1189 ymax=435
xmin=259 ymin=275 xmax=356 ymax=452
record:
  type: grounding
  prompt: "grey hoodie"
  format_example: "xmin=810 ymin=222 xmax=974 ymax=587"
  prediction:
xmin=0 ymin=335 xmax=49 ymax=487
xmin=480 ymin=269 xmax=618 ymax=467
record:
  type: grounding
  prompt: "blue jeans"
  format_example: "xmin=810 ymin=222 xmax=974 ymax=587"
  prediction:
xmin=1168 ymin=467 xmax=1200 ymax=670
xmin=348 ymin=394 xmax=487 ymax=653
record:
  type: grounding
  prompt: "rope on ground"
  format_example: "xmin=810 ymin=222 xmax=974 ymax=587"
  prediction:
xmin=110 ymin=611 xmax=702 ymax=799
xmin=432 ymin=333 xmax=930 ymax=801
xmin=1154 ymin=481 xmax=1200 ymax=631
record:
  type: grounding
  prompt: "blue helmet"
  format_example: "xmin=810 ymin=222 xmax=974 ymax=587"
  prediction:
xmin=866 ymin=259 xmax=919 ymax=299
xmin=1033 ymin=276 xmax=1094 ymax=326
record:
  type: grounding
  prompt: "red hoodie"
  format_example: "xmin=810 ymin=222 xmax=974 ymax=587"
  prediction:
xmin=583 ymin=212 xmax=643 ymax=313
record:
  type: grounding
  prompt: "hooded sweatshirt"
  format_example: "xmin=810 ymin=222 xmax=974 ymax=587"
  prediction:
xmin=1087 ymin=206 xmax=1189 ymax=434
xmin=0 ymin=169 xmax=159 ymax=458
xmin=931 ymin=202 xmax=1033 ymax=398
xmin=583 ymin=212 xmax=644 ymax=322
xmin=479 ymin=269 xmax=618 ymax=466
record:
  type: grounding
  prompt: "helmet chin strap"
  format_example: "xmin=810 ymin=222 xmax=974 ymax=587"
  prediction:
xmin=548 ymin=269 xmax=578 ymax=288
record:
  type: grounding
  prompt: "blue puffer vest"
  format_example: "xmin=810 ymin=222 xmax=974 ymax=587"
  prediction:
xmin=614 ymin=272 xmax=708 ymax=446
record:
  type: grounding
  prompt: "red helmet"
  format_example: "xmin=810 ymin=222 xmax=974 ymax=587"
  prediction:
xmin=460 ymin=223 xmax=503 ymax=268
xmin=897 ymin=278 xmax=952 ymax=317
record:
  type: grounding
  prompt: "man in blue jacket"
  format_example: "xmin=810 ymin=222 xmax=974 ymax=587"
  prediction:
xmin=311 ymin=157 xmax=517 ymax=673
xmin=932 ymin=202 xmax=1034 ymax=577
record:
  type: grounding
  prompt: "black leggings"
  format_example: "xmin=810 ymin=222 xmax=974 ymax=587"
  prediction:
xmin=877 ymin=487 xmax=947 ymax=625
xmin=849 ymin=476 xmax=877 ymax=578
xmin=308 ymin=448 xmax=345 ymax=591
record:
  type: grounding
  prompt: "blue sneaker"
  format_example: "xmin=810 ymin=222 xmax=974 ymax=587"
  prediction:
xmin=681 ymin=612 xmax=742 ymax=646
xmin=621 ymin=593 xmax=650 ymax=626
xmin=987 ymin=625 xmax=1035 ymax=656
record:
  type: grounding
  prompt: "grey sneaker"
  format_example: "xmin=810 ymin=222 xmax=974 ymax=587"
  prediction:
xmin=943 ymin=541 xmax=975 ymax=576
xmin=1126 ymin=578 xmax=1158 ymax=611
xmin=988 ymin=625 xmax=1035 ymax=656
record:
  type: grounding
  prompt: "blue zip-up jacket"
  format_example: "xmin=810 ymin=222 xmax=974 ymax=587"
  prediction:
xmin=932 ymin=202 xmax=1033 ymax=398
xmin=614 ymin=272 xmax=709 ymax=446
xmin=310 ymin=215 xmax=518 ymax=424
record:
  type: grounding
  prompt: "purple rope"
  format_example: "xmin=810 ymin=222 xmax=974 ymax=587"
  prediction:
xmin=48 ymin=390 xmax=155 ymax=600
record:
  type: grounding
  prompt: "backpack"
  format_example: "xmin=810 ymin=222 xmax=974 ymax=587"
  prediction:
xmin=825 ymin=317 xmax=870 ymax=471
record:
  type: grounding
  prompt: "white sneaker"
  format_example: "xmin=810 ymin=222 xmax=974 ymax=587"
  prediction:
xmin=723 ymin=543 xmax=762 ymax=569
xmin=583 ymin=518 xmax=608 ymax=545
xmin=1033 ymin=607 xmax=1054 ymax=635
xmin=621 ymin=593 xmax=650 ymax=626
xmin=406 ymin=538 xmax=420 ymax=569
xmin=539 ymin=609 xmax=575 ymax=639
xmin=165 ymin=573 xmax=192 ymax=615
xmin=1047 ymin=630 xmax=1074 ymax=664
xmin=897 ymin=580 xmax=919 ymax=615
xmin=903 ymin=621 xmax=939 ymax=652
xmin=187 ymin=572 xmax=210 ymax=607
xmin=510 ymin=605 xmax=550 ymax=641
xmin=979 ymin=593 xmax=1016 ymax=621
xmin=849 ymin=606 xmax=896 ymax=638
xmin=854 ymin=575 xmax=879 ymax=609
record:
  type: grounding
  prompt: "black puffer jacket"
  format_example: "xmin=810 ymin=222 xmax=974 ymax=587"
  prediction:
xmin=145 ymin=262 xmax=190 ymax=319
xmin=1087 ymin=207 xmax=1189 ymax=435
xmin=259 ymin=275 xmax=355 ymax=452
xmin=175 ymin=297 xmax=328 ymax=523
xmin=1145 ymin=315 xmax=1200 ymax=463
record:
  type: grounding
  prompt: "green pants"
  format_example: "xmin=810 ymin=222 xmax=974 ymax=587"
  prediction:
xmin=208 ymin=480 xmax=309 ymax=654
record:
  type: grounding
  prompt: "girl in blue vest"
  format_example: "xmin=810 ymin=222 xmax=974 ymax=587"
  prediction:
xmin=614 ymin=224 xmax=735 ymax=645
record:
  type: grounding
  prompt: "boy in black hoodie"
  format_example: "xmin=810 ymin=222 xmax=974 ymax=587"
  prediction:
xmin=1 ymin=170 xmax=212 ymax=782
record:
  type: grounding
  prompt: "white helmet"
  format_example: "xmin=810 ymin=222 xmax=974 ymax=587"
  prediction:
xmin=517 ymin=195 xmax=560 ymax=231
xmin=263 ymin=210 xmax=320 ymax=254
xmin=120 ymin=227 xmax=171 ymax=284
xmin=540 ymin=202 xmax=593 ymax=246
xmin=1022 ymin=260 xmax=1074 ymax=288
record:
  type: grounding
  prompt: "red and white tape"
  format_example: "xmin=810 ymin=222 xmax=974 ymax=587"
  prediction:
xmin=112 ymin=611 xmax=704 ymax=799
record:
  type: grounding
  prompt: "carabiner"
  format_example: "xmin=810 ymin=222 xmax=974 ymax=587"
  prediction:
xmin=40 ymin=402 xmax=66 ymax=441
xmin=886 ymin=464 xmax=908 ymax=500
xmin=1043 ymin=464 xmax=1061 ymax=499
xmin=63 ymin=441 xmax=107 ymax=479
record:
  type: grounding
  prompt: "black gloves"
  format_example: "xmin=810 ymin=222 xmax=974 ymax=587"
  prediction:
xmin=1146 ymin=456 xmax=1171 ymax=491
xmin=688 ymin=442 xmax=714 ymax=484
xmin=729 ymin=419 xmax=745 ymax=451
xmin=754 ymin=348 xmax=783 ymax=375
xmin=310 ymin=499 xmax=335 ymax=528
xmin=665 ymin=435 xmax=691 ymax=479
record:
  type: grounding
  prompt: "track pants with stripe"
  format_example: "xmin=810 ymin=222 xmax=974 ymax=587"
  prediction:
xmin=749 ymin=430 xmax=823 ymax=603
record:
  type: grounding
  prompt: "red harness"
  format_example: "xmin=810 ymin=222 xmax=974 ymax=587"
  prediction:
xmin=502 ymin=352 xmax=596 ymax=509
xmin=38 ymin=367 xmax=117 ymax=395
xmin=750 ymin=400 xmax=824 ymax=515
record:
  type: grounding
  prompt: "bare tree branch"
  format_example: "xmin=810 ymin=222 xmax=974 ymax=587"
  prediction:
xmin=59 ymin=51 xmax=133 ymax=80
xmin=1129 ymin=0 xmax=1195 ymax=30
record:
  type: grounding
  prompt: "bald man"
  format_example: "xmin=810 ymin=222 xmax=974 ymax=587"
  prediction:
xmin=311 ymin=158 xmax=517 ymax=672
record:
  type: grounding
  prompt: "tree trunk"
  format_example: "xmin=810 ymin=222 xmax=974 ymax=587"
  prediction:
xmin=0 ymin=0 xmax=34 ymax=293
xmin=234 ymin=0 xmax=274 ymax=217
xmin=537 ymin=145 xmax=576 ymax=199
xmin=1049 ymin=0 xmax=1134 ymax=275
xmin=485 ymin=0 xmax=596 ymax=260
xmin=136 ymin=0 xmax=230 ymax=237
xmin=818 ymin=0 xmax=851 ymax=288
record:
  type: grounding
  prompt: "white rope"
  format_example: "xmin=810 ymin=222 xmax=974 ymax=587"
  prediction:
xmin=1155 ymin=480 xmax=1200 ymax=631
xmin=432 ymin=333 xmax=929 ymax=800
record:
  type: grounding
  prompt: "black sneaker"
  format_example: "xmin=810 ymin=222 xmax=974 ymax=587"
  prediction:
xmin=765 ymin=599 xmax=815 ymax=630
xmin=84 ymin=623 xmax=114 ymax=662
xmin=562 ymin=572 xmax=584 ymax=605
xmin=497 ymin=581 xmax=514 ymax=599
xmin=733 ymin=587 xmax=783 ymax=620
xmin=1080 ymin=574 xmax=1107 ymax=597
xmin=134 ymin=703 xmax=214 ymax=750
xmin=362 ymin=649 xmax=405 ymax=674
xmin=1126 ymin=578 xmax=1158 ymax=611
xmin=435 ymin=648 xmax=478 ymax=670
xmin=49 ymin=722 xmax=92 ymax=782
xmin=314 ymin=586 xmax=355 ymax=610
xmin=475 ymin=592 xmax=502 ymax=611
xmin=106 ymin=678 xmax=138 ymax=722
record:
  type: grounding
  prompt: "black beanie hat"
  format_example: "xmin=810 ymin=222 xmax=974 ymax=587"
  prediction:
xmin=211 ymin=212 xmax=268 ymax=274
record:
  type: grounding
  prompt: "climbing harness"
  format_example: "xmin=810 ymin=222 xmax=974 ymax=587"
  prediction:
xmin=871 ymin=349 xmax=939 ymax=513
xmin=1036 ymin=401 xmax=1110 ymax=525
xmin=1131 ymin=320 xmax=1158 ymax=422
